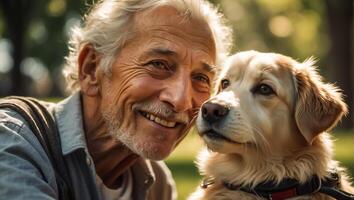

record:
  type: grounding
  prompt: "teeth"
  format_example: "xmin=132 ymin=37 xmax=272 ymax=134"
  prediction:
xmin=149 ymin=115 xmax=155 ymax=121
xmin=142 ymin=112 xmax=176 ymax=128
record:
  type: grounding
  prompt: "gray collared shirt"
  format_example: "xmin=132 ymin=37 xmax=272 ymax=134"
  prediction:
xmin=0 ymin=93 xmax=176 ymax=200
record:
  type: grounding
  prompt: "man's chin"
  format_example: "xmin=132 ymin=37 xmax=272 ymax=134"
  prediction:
xmin=137 ymin=150 xmax=170 ymax=161
xmin=110 ymin=127 xmax=176 ymax=160
xmin=133 ymin=143 xmax=174 ymax=161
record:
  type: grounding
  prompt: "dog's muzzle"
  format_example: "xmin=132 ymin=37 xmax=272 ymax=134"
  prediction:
xmin=201 ymin=102 xmax=230 ymax=124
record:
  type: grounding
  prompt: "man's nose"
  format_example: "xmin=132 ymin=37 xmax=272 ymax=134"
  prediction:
xmin=159 ymin=76 xmax=193 ymax=113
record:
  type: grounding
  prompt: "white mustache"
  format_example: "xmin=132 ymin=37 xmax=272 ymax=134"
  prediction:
xmin=133 ymin=101 xmax=190 ymax=124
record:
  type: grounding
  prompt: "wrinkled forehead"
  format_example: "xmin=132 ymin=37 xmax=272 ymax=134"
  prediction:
xmin=131 ymin=5 xmax=216 ymax=63
xmin=134 ymin=6 xmax=215 ymax=46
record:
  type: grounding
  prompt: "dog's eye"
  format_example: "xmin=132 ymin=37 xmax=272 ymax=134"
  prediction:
xmin=221 ymin=79 xmax=230 ymax=90
xmin=254 ymin=84 xmax=275 ymax=96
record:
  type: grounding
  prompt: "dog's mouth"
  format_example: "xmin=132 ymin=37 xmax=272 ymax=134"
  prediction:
xmin=202 ymin=129 xmax=236 ymax=143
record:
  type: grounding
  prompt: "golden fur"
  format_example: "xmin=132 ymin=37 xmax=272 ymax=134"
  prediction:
xmin=189 ymin=51 xmax=354 ymax=200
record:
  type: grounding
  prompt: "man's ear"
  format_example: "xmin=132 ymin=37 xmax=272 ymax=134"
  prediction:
xmin=78 ymin=44 xmax=101 ymax=96
xmin=294 ymin=60 xmax=348 ymax=144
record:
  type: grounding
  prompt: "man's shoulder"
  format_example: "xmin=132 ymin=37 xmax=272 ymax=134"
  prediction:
xmin=0 ymin=106 xmax=49 ymax=157
xmin=0 ymin=107 xmax=58 ymax=198
xmin=0 ymin=107 xmax=27 ymax=129
xmin=0 ymin=98 xmax=55 ymax=128
xmin=1 ymin=106 xmax=29 ymax=136
xmin=0 ymin=102 xmax=54 ymax=164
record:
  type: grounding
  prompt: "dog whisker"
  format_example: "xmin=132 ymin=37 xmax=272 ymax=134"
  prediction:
xmin=185 ymin=115 xmax=198 ymax=131
xmin=254 ymin=128 xmax=271 ymax=155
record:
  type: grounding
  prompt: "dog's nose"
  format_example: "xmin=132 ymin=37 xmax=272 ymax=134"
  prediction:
xmin=201 ymin=102 xmax=229 ymax=123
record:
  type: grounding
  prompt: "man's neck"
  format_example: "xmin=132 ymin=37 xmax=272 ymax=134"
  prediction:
xmin=81 ymin=93 xmax=139 ymax=189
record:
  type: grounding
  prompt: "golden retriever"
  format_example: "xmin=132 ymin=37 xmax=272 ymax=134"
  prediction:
xmin=189 ymin=51 xmax=354 ymax=200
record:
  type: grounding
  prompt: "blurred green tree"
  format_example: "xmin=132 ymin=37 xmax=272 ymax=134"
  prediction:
xmin=0 ymin=0 xmax=32 ymax=95
xmin=324 ymin=0 xmax=353 ymax=129
xmin=0 ymin=0 xmax=87 ymax=96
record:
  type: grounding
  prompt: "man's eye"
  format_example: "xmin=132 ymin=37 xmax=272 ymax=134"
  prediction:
xmin=147 ymin=60 xmax=171 ymax=71
xmin=194 ymin=74 xmax=210 ymax=85
xmin=253 ymin=84 xmax=275 ymax=96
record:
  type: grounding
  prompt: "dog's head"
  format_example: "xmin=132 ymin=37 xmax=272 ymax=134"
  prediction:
xmin=196 ymin=50 xmax=347 ymax=157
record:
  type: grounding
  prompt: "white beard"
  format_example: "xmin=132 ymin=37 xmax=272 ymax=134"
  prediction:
xmin=101 ymin=108 xmax=165 ymax=160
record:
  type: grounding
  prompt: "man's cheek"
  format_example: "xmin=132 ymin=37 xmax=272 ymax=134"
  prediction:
xmin=195 ymin=92 xmax=211 ymax=107
xmin=130 ymin=77 xmax=164 ymax=98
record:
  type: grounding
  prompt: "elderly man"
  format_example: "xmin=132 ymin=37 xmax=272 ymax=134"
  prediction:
xmin=0 ymin=0 xmax=232 ymax=199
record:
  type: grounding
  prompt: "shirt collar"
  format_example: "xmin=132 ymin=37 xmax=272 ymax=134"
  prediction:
xmin=131 ymin=158 xmax=156 ymax=189
xmin=54 ymin=92 xmax=88 ymax=155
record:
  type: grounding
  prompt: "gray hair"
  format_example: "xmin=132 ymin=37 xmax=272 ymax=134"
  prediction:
xmin=63 ymin=0 xmax=233 ymax=92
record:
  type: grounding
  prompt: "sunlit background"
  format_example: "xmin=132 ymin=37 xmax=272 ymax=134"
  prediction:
xmin=0 ymin=0 xmax=352 ymax=112
xmin=1 ymin=0 xmax=353 ymax=127
xmin=0 ymin=0 xmax=353 ymax=199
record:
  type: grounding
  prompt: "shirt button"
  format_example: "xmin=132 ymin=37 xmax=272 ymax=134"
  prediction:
xmin=86 ymin=157 xmax=91 ymax=166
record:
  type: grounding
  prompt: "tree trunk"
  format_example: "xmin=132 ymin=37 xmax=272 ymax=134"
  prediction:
xmin=0 ymin=0 xmax=31 ymax=95
xmin=324 ymin=0 xmax=353 ymax=130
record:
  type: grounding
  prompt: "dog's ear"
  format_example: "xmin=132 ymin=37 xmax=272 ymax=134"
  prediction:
xmin=294 ymin=59 xmax=347 ymax=144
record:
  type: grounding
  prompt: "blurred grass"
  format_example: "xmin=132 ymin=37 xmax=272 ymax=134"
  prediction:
xmin=166 ymin=130 xmax=354 ymax=200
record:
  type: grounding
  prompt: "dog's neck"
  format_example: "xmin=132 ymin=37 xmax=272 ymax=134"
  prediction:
xmin=198 ymin=133 xmax=334 ymax=188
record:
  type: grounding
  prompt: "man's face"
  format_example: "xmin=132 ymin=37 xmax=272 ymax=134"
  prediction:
xmin=100 ymin=6 xmax=216 ymax=160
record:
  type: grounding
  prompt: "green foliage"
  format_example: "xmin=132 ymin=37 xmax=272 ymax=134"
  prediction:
xmin=166 ymin=131 xmax=354 ymax=200
xmin=0 ymin=0 xmax=88 ymax=72
xmin=231 ymin=0 xmax=322 ymax=52
xmin=210 ymin=0 xmax=333 ymax=73
xmin=0 ymin=0 xmax=331 ymax=74
xmin=333 ymin=131 xmax=354 ymax=177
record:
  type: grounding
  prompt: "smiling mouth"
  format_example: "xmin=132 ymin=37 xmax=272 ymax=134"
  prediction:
xmin=203 ymin=129 xmax=235 ymax=143
xmin=140 ymin=111 xmax=178 ymax=128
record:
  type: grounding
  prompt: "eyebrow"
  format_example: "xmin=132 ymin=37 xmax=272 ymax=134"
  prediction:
xmin=202 ymin=63 xmax=217 ymax=74
xmin=146 ymin=47 xmax=177 ymax=57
